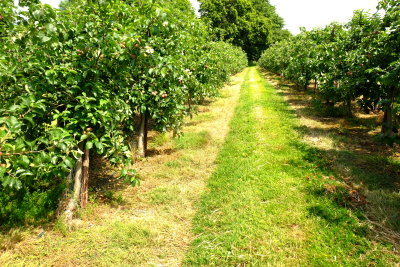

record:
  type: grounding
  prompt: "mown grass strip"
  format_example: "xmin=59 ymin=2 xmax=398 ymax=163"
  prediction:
xmin=184 ymin=67 xmax=398 ymax=266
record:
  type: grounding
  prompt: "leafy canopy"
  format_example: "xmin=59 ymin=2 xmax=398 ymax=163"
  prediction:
xmin=199 ymin=0 xmax=290 ymax=61
xmin=258 ymin=0 xmax=400 ymax=142
xmin=0 ymin=0 xmax=247 ymax=225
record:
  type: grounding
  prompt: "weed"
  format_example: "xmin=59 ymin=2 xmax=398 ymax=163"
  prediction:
xmin=165 ymin=160 xmax=181 ymax=168
xmin=103 ymin=191 xmax=125 ymax=206
xmin=146 ymin=186 xmax=180 ymax=205
xmin=0 ymin=229 xmax=23 ymax=251
xmin=366 ymin=190 xmax=400 ymax=230
xmin=54 ymin=218 xmax=68 ymax=236
xmin=152 ymin=133 xmax=169 ymax=147
xmin=174 ymin=131 xmax=212 ymax=149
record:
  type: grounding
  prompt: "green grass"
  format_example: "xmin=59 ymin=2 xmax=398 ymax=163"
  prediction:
xmin=164 ymin=160 xmax=182 ymax=168
xmin=174 ymin=130 xmax=211 ymax=149
xmin=152 ymin=132 xmax=169 ymax=147
xmin=190 ymin=113 xmax=215 ymax=122
xmin=146 ymin=186 xmax=180 ymax=205
xmin=183 ymin=67 xmax=399 ymax=266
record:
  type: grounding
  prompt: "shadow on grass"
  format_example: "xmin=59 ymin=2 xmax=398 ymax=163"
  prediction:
xmin=261 ymin=70 xmax=400 ymax=245
xmin=296 ymin=140 xmax=400 ymax=244
xmin=89 ymin=155 xmax=131 ymax=206
xmin=288 ymin=116 xmax=400 ymax=248
xmin=145 ymin=148 xmax=176 ymax=157
xmin=0 ymin=154 xmax=132 ymax=250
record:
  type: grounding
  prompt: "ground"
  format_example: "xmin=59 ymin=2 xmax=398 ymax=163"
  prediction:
xmin=0 ymin=67 xmax=399 ymax=266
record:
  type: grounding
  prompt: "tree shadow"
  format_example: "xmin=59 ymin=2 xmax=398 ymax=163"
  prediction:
xmin=293 ymin=139 xmax=400 ymax=245
xmin=145 ymin=147 xmax=176 ymax=157
xmin=261 ymin=70 xmax=400 ymax=245
xmin=183 ymin=120 xmax=206 ymax=127
xmin=89 ymin=155 xmax=131 ymax=205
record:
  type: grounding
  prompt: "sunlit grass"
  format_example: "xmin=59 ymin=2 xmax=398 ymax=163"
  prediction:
xmin=174 ymin=130 xmax=212 ymax=150
xmin=184 ymin=67 xmax=399 ymax=266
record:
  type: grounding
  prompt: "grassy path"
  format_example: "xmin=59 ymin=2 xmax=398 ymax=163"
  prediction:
xmin=184 ymin=67 xmax=399 ymax=266
xmin=0 ymin=67 xmax=398 ymax=266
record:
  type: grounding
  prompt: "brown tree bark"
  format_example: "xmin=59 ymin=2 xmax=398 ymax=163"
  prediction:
xmin=137 ymin=112 xmax=148 ymax=157
xmin=187 ymin=96 xmax=192 ymax=113
xmin=80 ymin=145 xmax=90 ymax=209
xmin=304 ymin=82 xmax=308 ymax=91
xmin=62 ymin=157 xmax=83 ymax=223
xmin=381 ymin=86 xmax=396 ymax=137
xmin=345 ymin=96 xmax=353 ymax=117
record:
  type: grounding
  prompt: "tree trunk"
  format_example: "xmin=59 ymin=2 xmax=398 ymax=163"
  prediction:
xmin=80 ymin=145 xmax=90 ymax=209
xmin=62 ymin=157 xmax=83 ymax=223
xmin=345 ymin=96 xmax=352 ymax=117
xmin=315 ymin=79 xmax=318 ymax=94
xmin=382 ymin=107 xmax=394 ymax=137
xmin=382 ymin=86 xmax=396 ymax=137
xmin=187 ymin=96 xmax=192 ymax=113
xmin=61 ymin=142 xmax=91 ymax=225
xmin=325 ymin=100 xmax=334 ymax=107
xmin=144 ymin=113 xmax=148 ymax=154
xmin=137 ymin=112 xmax=148 ymax=157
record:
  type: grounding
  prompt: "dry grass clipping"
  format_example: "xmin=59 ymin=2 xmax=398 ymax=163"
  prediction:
xmin=0 ymin=71 xmax=246 ymax=267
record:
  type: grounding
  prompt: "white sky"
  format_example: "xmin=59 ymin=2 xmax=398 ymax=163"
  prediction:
xmin=269 ymin=0 xmax=380 ymax=34
xmin=13 ymin=0 xmax=60 ymax=7
xmin=14 ymin=0 xmax=381 ymax=35
xmin=191 ymin=0 xmax=381 ymax=35
xmin=40 ymin=0 xmax=59 ymax=5
xmin=189 ymin=0 xmax=200 ymax=15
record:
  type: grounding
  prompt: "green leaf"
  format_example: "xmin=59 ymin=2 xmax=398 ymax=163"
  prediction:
xmin=72 ymin=149 xmax=84 ymax=159
xmin=0 ymin=129 xmax=7 ymax=139
xmin=21 ymin=155 xmax=30 ymax=166
xmin=24 ymin=115 xmax=35 ymax=125
xmin=85 ymin=141 xmax=93 ymax=150
xmin=41 ymin=35 xmax=51 ymax=42
xmin=99 ymin=99 xmax=108 ymax=106
xmin=94 ymin=141 xmax=104 ymax=154
xmin=51 ymin=155 xmax=58 ymax=165
xmin=3 ymin=176 xmax=22 ymax=190
xmin=64 ymin=157 xmax=74 ymax=169
xmin=0 ymin=166 xmax=6 ymax=178
xmin=59 ymin=143 xmax=67 ymax=152
xmin=46 ymin=23 xmax=57 ymax=34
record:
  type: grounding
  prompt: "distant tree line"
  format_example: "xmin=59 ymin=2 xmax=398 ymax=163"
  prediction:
xmin=199 ymin=0 xmax=291 ymax=61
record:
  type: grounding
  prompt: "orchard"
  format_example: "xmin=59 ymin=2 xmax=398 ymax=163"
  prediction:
xmin=0 ymin=0 xmax=247 ymax=225
xmin=1 ymin=1 xmax=399 ymax=265
xmin=258 ymin=0 xmax=399 ymax=142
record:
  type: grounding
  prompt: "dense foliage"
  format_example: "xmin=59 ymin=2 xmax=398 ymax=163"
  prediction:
xmin=259 ymin=0 xmax=399 ymax=141
xmin=0 ymin=0 xmax=247 ymax=225
xmin=199 ymin=0 xmax=291 ymax=61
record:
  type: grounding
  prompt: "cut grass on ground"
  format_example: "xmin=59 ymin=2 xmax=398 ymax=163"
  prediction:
xmin=1 ymin=67 xmax=398 ymax=266
xmin=263 ymin=71 xmax=400 ymax=244
xmin=184 ymin=67 xmax=399 ymax=266
xmin=0 ymin=71 xmax=245 ymax=266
